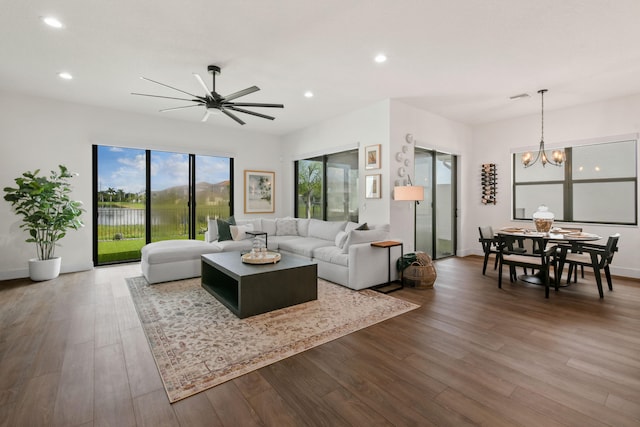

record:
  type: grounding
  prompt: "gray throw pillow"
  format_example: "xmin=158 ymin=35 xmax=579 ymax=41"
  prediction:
xmin=216 ymin=216 xmax=236 ymax=241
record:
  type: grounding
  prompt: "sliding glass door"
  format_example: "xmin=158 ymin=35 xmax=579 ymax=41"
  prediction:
xmin=415 ymin=148 xmax=457 ymax=259
xmin=295 ymin=149 xmax=358 ymax=221
xmin=94 ymin=145 xmax=232 ymax=265
xmin=150 ymin=151 xmax=190 ymax=242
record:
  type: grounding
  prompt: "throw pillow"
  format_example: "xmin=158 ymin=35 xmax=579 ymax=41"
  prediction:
xmin=334 ymin=231 xmax=348 ymax=249
xmin=230 ymin=223 xmax=254 ymax=241
xmin=216 ymin=216 xmax=236 ymax=241
xmin=355 ymin=222 xmax=369 ymax=230
xmin=276 ymin=218 xmax=298 ymax=236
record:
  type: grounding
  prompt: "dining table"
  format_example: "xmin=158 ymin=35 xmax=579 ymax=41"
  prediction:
xmin=496 ymin=227 xmax=602 ymax=286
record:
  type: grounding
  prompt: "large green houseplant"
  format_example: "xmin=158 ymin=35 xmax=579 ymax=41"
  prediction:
xmin=3 ymin=165 xmax=84 ymax=280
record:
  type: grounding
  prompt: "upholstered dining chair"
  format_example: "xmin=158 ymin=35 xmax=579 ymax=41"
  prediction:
xmin=557 ymin=233 xmax=620 ymax=298
xmin=478 ymin=226 xmax=499 ymax=275
xmin=497 ymin=234 xmax=558 ymax=298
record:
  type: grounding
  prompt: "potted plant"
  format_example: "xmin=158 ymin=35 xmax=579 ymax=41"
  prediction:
xmin=3 ymin=165 xmax=84 ymax=281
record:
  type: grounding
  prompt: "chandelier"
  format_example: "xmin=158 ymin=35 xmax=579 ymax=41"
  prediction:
xmin=521 ymin=89 xmax=564 ymax=167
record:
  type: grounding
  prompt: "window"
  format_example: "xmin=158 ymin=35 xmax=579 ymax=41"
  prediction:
xmin=94 ymin=145 xmax=232 ymax=264
xmin=295 ymin=149 xmax=359 ymax=221
xmin=513 ymin=138 xmax=637 ymax=225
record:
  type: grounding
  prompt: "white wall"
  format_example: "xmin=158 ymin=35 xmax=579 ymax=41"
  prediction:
xmin=468 ymin=94 xmax=640 ymax=278
xmin=0 ymin=90 xmax=281 ymax=280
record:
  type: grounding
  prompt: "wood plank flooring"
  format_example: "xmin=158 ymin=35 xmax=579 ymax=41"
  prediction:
xmin=1 ymin=256 xmax=639 ymax=426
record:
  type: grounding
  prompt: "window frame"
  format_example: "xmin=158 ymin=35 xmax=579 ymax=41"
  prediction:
xmin=512 ymin=137 xmax=638 ymax=226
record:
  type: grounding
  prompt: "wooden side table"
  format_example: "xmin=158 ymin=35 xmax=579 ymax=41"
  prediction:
xmin=370 ymin=240 xmax=403 ymax=293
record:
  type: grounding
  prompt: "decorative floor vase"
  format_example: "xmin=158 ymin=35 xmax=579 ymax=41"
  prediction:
xmin=29 ymin=257 xmax=61 ymax=281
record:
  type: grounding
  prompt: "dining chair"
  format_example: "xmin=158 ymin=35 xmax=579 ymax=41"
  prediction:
xmin=478 ymin=226 xmax=499 ymax=275
xmin=497 ymin=234 xmax=558 ymax=298
xmin=557 ymin=233 xmax=620 ymax=298
xmin=552 ymin=227 xmax=584 ymax=282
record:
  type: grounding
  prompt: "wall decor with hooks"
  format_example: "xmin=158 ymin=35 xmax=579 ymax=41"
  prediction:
xmin=481 ymin=163 xmax=497 ymax=205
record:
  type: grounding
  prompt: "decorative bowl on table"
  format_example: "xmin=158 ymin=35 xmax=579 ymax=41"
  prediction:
xmin=241 ymin=251 xmax=281 ymax=264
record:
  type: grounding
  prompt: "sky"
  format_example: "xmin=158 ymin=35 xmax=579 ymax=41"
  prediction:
xmin=97 ymin=146 xmax=230 ymax=193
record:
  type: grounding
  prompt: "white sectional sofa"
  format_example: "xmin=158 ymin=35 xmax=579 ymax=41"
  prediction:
xmin=141 ymin=217 xmax=401 ymax=290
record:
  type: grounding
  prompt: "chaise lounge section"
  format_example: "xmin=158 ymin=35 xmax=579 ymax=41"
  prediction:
xmin=141 ymin=217 xmax=400 ymax=290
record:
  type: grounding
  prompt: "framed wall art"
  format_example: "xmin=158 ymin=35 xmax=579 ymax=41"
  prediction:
xmin=365 ymin=174 xmax=381 ymax=199
xmin=244 ymin=170 xmax=275 ymax=213
xmin=365 ymin=144 xmax=381 ymax=170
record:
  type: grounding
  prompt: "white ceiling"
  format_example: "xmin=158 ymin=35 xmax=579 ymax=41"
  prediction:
xmin=3 ymin=0 xmax=640 ymax=135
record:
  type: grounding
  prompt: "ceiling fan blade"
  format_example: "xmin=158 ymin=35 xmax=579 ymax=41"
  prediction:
xmin=201 ymin=110 xmax=210 ymax=122
xmin=131 ymin=92 xmax=204 ymax=103
xmin=140 ymin=76 xmax=200 ymax=98
xmin=225 ymin=102 xmax=284 ymax=108
xmin=159 ymin=105 xmax=202 ymax=112
xmin=221 ymin=108 xmax=246 ymax=125
xmin=193 ymin=73 xmax=212 ymax=99
xmin=226 ymin=106 xmax=276 ymax=121
xmin=223 ymin=86 xmax=260 ymax=102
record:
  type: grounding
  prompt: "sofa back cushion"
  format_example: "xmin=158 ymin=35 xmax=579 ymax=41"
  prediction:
xmin=308 ymin=219 xmax=346 ymax=241
xmin=261 ymin=218 xmax=277 ymax=236
xmin=207 ymin=218 xmax=218 ymax=242
xmin=297 ymin=218 xmax=310 ymax=237
xmin=341 ymin=229 xmax=389 ymax=253
xmin=276 ymin=218 xmax=298 ymax=236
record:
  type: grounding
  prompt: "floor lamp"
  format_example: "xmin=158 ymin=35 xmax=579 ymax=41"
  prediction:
xmin=394 ymin=176 xmax=424 ymax=250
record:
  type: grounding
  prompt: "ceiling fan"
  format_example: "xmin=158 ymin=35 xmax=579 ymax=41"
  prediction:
xmin=132 ymin=65 xmax=284 ymax=125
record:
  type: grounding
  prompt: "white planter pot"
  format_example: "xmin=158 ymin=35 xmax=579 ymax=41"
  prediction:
xmin=29 ymin=257 xmax=62 ymax=281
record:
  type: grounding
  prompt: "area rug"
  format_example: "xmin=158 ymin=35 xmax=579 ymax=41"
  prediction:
xmin=126 ymin=276 xmax=419 ymax=402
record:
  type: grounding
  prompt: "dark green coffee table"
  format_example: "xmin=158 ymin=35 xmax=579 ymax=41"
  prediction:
xmin=201 ymin=252 xmax=317 ymax=318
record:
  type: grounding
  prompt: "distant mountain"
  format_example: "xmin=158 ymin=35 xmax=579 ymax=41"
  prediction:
xmin=151 ymin=181 xmax=230 ymax=203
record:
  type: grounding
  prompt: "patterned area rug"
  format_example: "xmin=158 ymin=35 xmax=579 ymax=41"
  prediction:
xmin=126 ymin=276 xmax=419 ymax=402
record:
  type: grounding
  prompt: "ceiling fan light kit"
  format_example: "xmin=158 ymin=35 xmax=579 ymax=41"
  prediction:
xmin=132 ymin=65 xmax=284 ymax=125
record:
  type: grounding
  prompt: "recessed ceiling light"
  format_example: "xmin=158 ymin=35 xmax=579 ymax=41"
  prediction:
xmin=58 ymin=72 xmax=73 ymax=80
xmin=304 ymin=91 xmax=314 ymax=98
xmin=374 ymin=53 xmax=387 ymax=63
xmin=42 ymin=16 xmax=64 ymax=29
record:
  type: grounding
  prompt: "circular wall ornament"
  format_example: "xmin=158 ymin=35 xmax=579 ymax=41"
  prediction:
xmin=405 ymin=133 xmax=414 ymax=144
xmin=398 ymin=167 xmax=406 ymax=177
xmin=402 ymin=145 xmax=409 ymax=153
xmin=395 ymin=152 xmax=404 ymax=162
xmin=404 ymin=159 xmax=410 ymax=167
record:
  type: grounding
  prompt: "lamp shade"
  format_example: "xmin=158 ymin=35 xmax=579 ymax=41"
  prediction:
xmin=394 ymin=185 xmax=424 ymax=201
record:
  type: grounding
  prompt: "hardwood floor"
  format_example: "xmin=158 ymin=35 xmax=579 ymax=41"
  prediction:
xmin=1 ymin=256 xmax=639 ymax=426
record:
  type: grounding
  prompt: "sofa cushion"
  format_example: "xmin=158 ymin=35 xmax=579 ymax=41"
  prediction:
xmin=276 ymin=218 xmax=298 ymax=236
xmin=308 ymin=219 xmax=346 ymax=241
xmin=341 ymin=229 xmax=389 ymax=254
xmin=206 ymin=218 xmax=218 ymax=242
xmin=230 ymin=223 xmax=254 ymax=241
xmin=216 ymin=216 xmax=236 ymax=241
xmin=297 ymin=218 xmax=310 ymax=237
xmin=211 ymin=239 xmax=253 ymax=252
xmin=335 ymin=231 xmax=348 ymax=249
xmin=142 ymin=240 xmax=219 ymax=265
xmin=278 ymin=237 xmax=334 ymax=258
xmin=261 ymin=218 xmax=277 ymax=235
xmin=313 ymin=246 xmax=349 ymax=267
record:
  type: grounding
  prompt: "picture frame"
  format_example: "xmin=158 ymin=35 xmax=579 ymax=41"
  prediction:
xmin=365 ymin=174 xmax=381 ymax=199
xmin=365 ymin=144 xmax=381 ymax=170
xmin=244 ymin=170 xmax=275 ymax=214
